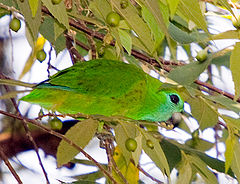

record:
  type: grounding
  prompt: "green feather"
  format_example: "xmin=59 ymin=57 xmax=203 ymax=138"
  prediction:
xmin=20 ymin=59 xmax=184 ymax=122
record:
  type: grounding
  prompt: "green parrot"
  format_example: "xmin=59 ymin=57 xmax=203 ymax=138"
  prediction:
xmin=20 ymin=59 xmax=184 ymax=122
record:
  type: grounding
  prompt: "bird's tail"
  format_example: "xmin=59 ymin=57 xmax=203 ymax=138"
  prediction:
xmin=0 ymin=79 xmax=35 ymax=100
xmin=0 ymin=78 xmax=35 ymax=88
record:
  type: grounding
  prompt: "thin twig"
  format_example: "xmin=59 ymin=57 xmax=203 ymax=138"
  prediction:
xmin=0 ymin=146 xmax=23 ymax=184
xmin=1 ymin=81 xmax=50 ymax=184
xmin=137 ymin=165 xmax=164 ymax=184
xmin=0 ymin=110 xmax=119 ymax=184
xmin=47 ymin=46 xmax=53 ymax=78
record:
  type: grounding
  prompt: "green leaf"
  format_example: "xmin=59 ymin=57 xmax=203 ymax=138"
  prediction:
xmin=166 ymin=0 xmax=180 ymax=18
xmin=189 ymin=96 xmax=218 ymax=130
xmin=139 ymin=0 xmax=175 ymax=57
xmin=118 ymin=29 xmax=132 ymax=55
xmin=188 ymin=154 xmax=218 ymax=184
xmin=177 ymin=152 xmax=192 ymax=184
xmin=167 ymin=139 xmax=235 ymax=177
xmin=57 ymin=119 xmax=98 ymax=167
xmin=217 ymin=0 xmax=234 ymax=15
xmin=141 ymin=4 xmax=164 ymax=51
xmin=223 ymin=116 xmax=240 ymax=131
xmin=76 ymin=32 xmax=89 ymax=57
xmin=54 ymin=21 xmax=65 ymax=40
xmin=28 ymin=0 xmax=39 ymax=17
xmin=232 ymin=141 xmax=240 ymax=183
xmin=142 ymin=132 xmax=170 ymax=177
xmin=114 ymin=122 xmax=141 ymax=165
xmin=168 ymin=23 xmax=208 ymax=44
xmin=211 ymin=30 xmax=239 ymax=40
xmin=230 ymin=42 xmax=240 ymax=101
xmin=167 ymin=56 xmax=211 ymax=85
xmin=185 ymin=138 xmax=214 ymax=151
xmin=41 ymin=0 xmax=69 ymax=29
xmin=160 ymin=139 xmax=182 ymax=171
xmin=205 ymin=95 xmax=240 ymax=114
xmin=178 ymin=0 xmax=208 ymax=33
xmin=54 ymin=33 xmax=66 ymax=54
xmin=197 ymin=151 xmax=234 ymax=178
xmin=39 ymin=17 xmax=55 ymax=43
xmin=211 ymin=51 xmax=231 ymax=68
xmin=224 ymin=125 xmax=237 ymax=173
xmin=17 ymin=0 xmax=41 ymax=41
xmin=89 ymin=0 xmax=112 ymax=22
xmin=74 ymin=171 xmax=104 ymax=182
xmin=111 ymin=0 xmax=155 ymax=54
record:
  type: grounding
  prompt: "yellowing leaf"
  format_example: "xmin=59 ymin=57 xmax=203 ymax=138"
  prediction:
xmin=57 ymin=119 xmax=98 ymax=167
xmin=230 ymin=42 xmax=240 ymax=101
xmin=19 ymin=35 xmax=46 ymax=79
xmin=114 ymin=122 xmax=141 ymax=165
xmin=28 ymin=0 xmax=39 ymax=17
xmin=112 ymin=146 xmax=139 ymax=184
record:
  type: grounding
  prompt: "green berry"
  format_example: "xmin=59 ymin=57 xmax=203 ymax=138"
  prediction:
xmin=106 ymin=12 xmax=120 ymax=27
xmin=125 ymin=138 xmax=137 ymax=152
xmin=196 ymin=49 xmax=208 ymax=62
xmin=9 ymin=18 xmax=21 ymax=32
xmin=146 ymin=139 xmax=154 ymax=149
xmin=120 ymin=0 xmax=128 ymax=9
xmin=51 ymin=0 xmax=62 ymax=5
xmin=36 ymin=50 xmax=46 ymax=62
xmin=49 ymin=118 xmax=63 ymax=130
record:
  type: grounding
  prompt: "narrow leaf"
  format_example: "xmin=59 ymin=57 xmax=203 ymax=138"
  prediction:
xmin=232 ymin=141 xmax=240 ymax=183
xmin=142 ymin=131 xmax=170 ymax=177
xmin=17 ymin=0 xmax=41 ymax=41
xmin=230 ymin=42 xmax=240 ymax=101
xmin=114 ymin=122 xmax=140 ymax=165
xmin=167 ymin=0 xmax=180 ymax=18
xmin=188 ymin=154 xmax=218 ymax=184
xmin=189 ymin=97 xmax=218 ymax=130
xmin=177 ymin=152 xmax=192 ymax=184
xmin=224 ymin=125 xmax=237 ymax=173
xmin=167 ymin=56 xmax=211 ymax=85
xmin=118 ymin=29 xmax=132 ymax=55
xmin=111 ymin=0 xmax=155 ymax=53
xmin=178 ymin=0 xmax=208 ymax=33
xmin=41 ymin=0 xmax=69 ymax=29
xmin=57 ymin=119 xmax=98 ymax=167
xmin=141 ymin=5 xmax=164 ymax=50
xmin=28 ymin=0 xmax=39 ymax=17
xmin=211 ymin=30 xmax=239 ymax=40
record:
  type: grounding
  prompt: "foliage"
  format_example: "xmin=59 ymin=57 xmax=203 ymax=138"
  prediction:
xmin=1 ymin=0 xmax=240 ymax=183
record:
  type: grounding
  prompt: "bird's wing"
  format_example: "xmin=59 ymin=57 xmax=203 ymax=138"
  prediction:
xmin=39 ymin=59 xmax=147 ymax=97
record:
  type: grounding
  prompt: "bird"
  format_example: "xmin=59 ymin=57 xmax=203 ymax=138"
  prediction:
xmin=20 ymin=59 xmax=184 ymax=122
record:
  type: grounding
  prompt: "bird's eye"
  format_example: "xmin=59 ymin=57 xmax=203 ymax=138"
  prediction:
xmin=170 ymin=94 xmax=179 ymax=105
